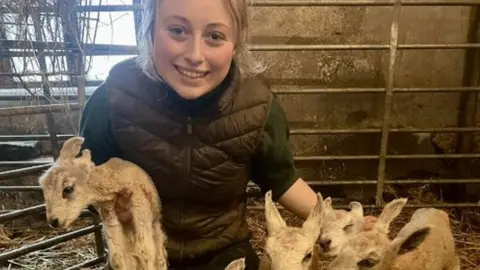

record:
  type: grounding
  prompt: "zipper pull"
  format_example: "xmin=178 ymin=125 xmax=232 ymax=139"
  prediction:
xmin=186 ymin=117 xmax=192 ymax=134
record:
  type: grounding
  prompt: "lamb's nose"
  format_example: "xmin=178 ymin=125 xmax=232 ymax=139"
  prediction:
xmin=319 ymin=239 xmax=332 ymax=251
xmin=49 ymin=218 xmax=59 ymax=228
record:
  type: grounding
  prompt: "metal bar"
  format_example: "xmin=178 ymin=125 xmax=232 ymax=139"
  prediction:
xmin=0 ymin=72 xmax=74 ymax=76
xmin=3 ymin=41 xmax=480 ymax=55
xmin=0 ymin=103 xmax=81 ymax=117
xmin=294 ymin=153 xmax=480 ymax=161
xmin=1 ymin=86 xmax=480 ymax=97
xmin=0 ymin=164 xmax=52 ymax=181
xmin=132 ymin=0 xmax=143 ymax=44
xmin=0 ymin=208 xmax=94 ymax=219
xmin=0 ymin=126 xmax=479 ymax=141
xmin=0 ymin=134 xmax=74 ymax=141
xmin=387 ymin=153 xmax=480 ymax=159
xmin=0 ymin=224 xmax=102 ymax=264
xmin=0 ymin=153 xmax=477 ymax=170
xmin=455 ymin=6 xmax=480 ymax=184
xmin=289 ymin=127 xmax=480 ymax=134
xmin=251 ymin=0 xmax=480 ymax=6
xmin=271 ymin=86 xmax=480 ymax=94
xmin=376 ymin=0 xmax=401 ymax=206
xmin=0 ymin=186 xmax=43 ymax=191
xmin=91 ymin=213 xmax=106 ymax=258
xmin=0 ymin=161 xmax=52 ymax=167
xmin=64 ymin=257 xmax=106 ymax=270
xmin=69 ymin=1 xmax=480 ymax=13
xmin=3 ymin=176 xmax=479 ymax=194
xmin=0 ymin=204 xmax=45 ymax=222
xmin=247 ymin=202 xmax=480 ymax=211
xmin=249 ymin=43 xmax=480 ymax=51
xmin=295 ymin=155 xmax=379 ymax=161
xmin=3 ymin=0 xmax=480 ymax=14
xmin=31 ymin=12 xmax=60 ymax=160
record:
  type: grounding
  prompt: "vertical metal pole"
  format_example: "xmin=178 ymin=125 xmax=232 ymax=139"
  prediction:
xmin=455 ymin=6 xmax=480 ymax=196
xmin=132 ymin=0 xmax=143 ymax=44
xmin=31 ymin=12 xmax=60 ymax=160
xmin=376 ymin=0 xmax=401 ymax=206
xmin=91 ymin=213 xmax=106 ymax=258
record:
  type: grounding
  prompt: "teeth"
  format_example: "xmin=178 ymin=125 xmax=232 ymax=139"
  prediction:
xmin=177 ymin=66 xmax=206 ymax=79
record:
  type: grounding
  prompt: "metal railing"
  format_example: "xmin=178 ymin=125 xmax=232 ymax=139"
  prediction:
xmin=1 ymin=0 xmax=480 ymax=268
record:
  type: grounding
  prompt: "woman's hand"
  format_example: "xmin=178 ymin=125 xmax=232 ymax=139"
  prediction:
xmin=114 ymin=188 xmax=133 ymax=224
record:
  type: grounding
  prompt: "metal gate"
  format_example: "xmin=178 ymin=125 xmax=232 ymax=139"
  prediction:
xmin=0 ymin=0 xmax=479 ymax=269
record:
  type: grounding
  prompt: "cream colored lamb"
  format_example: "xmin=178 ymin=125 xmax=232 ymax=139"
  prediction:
xmin=38 ymin=136 xmax=167 ymax=270
xmin=326 ymin=198 xmax=460 ymax=270
xmin=318 ymin=197 xmax=365 ymax=257
xmin=259 ymin=190 xmax=325 ymax=270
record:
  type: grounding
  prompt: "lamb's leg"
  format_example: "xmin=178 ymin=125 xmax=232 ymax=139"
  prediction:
xmin=132 ymin=219 xmax=157 ymax=270
xmin=103 ymin=224 xmax=131 ymax=270
xmin=451 ymin=256 xmax=461 ymax=270
xmin=153 ymin=221 xmax=168 ymax=270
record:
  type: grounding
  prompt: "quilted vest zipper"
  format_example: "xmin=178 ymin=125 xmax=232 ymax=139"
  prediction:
xmin=185 ymin=116 xmax=192 ymax=178
xmin=179 ymin=116 xmax=192 ymax=262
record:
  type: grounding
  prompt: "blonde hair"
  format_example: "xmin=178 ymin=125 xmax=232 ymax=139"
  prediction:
xmin=136 ymin=0 xmax=265 ymax=82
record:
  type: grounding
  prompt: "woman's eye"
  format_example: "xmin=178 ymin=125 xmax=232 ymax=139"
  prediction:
xmin=168 ymin=27 xmax=185 ymax=36
xmin=207 ymin=32 xmax=225 ymax=43
xmin=211 ymin=32 xmax=223 ymax=40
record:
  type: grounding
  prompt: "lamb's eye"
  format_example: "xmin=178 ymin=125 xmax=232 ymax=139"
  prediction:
xmin=343 ymin=224 xmax=354 ymax=231
xmin=62 ymin=186 xmax=74 ymax=198
xmin=303 ymin=252 xmax=312 ymax=262
xmin=358 ymin=258 xmax=378 ymax=268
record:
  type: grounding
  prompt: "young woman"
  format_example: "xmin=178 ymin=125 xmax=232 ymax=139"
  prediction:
xmin=79 ymin=0 xmax=375 ymax=269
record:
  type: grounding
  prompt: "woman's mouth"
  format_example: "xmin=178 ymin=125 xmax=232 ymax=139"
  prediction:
xmin=175 ymin=65 xmax=208 ymax=79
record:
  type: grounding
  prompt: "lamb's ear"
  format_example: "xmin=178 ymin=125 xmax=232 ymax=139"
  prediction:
xmin=59 ymin=136 xmax=85 ymax=161
xmin=324 ymin=197 xmax=334 ymax=213
xmin=224 ymin=257 xmax=245 ymax=270
xmin=374 ymin=198 xmax=408 ymax=234
xmin=349 ymin=201 xmax=364 ymax=217
xmin=265 ymin=190 xmax=286 ymax=234
xmin=391 ymin=227 xmax=430 ymax=256
xmin=75 ymin=149 xmax=95 ymax=171
xmin=302 ymin=192 xmax=325 ymax=240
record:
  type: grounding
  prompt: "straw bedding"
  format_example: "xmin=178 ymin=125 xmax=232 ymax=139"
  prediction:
xmin=0 ymin=199 xmax=479 ymax=269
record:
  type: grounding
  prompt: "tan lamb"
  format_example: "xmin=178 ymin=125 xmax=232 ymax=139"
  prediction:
xmin=38 ymin=136 xmax=167 ymax=270
xmin=318 ymin=196 xmax=365 ymax=257
xmin=326 ymin=198 xmax=460 ymax=270
xmin=259 ymin=190 xmax=325 ymax=270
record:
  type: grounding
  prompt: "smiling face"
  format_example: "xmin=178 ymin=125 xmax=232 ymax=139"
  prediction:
xmin=153 ymin=0 xmax=236 ymax=100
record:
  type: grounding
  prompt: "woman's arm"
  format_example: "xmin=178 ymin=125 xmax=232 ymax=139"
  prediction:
xmin=278 ymin=178 xmax=377 ymax=230
xmin=251 ymin=96 xmax=376 ymax=230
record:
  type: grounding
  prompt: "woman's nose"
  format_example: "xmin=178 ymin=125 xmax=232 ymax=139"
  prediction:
xmin=184 ymin=39 xmax=204 ymax=65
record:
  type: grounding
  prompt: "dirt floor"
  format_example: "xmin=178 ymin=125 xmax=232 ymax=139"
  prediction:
xmin=0 ymin=199 xmax=479 ymax=270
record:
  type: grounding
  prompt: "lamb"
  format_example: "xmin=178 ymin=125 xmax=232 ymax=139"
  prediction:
xmin=259 ymin=190 xmax=325 ymax=270
xmin=326 ymin=198 xmax=460 ymax=270
xmin=38 ymin=136 xmax=167 ymax=270
xmin=318 ymin=197 xmax=365 ymax=257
